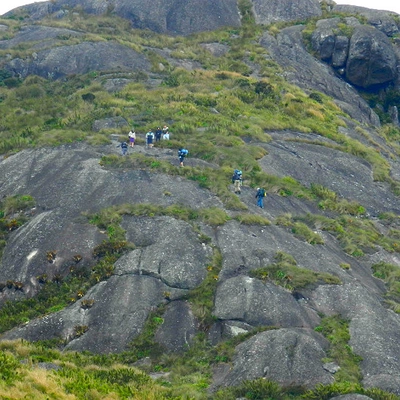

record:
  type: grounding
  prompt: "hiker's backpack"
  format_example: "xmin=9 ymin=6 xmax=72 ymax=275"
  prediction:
xmin=232 ymin=169 xmax=242 ymax=182
xmin=121 ymin=142 xmax=128 ymax=148
xmin=179 ymin=149 xmax=188 ymax=156
xmin=259 ymin=188 xmax=266 ymax=197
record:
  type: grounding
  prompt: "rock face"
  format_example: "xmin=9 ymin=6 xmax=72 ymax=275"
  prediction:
xmin=311 ymin=19 xmax=398 ymax=89
xmin=218 ymin=328 xmax=333 ymax=389
xmin=2 ymin=0 xmax=400 ymax=396
xmin=251 ymin=0 xmax=321 ymax=25
xmin=4 ymin=0 xmax=241 ymax=36
xmin=0 ymin=134 xmax=400 ymax=392
xmin=7 ymin=41 xmax=151 ymax=80
xmin=346 ymin=26 xmax=397 ymax=88
xmin=259 ymin=26 xmax=380 ymax=126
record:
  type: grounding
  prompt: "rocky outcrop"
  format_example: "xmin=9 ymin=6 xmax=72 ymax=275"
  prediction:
xmin=311 ymin=19 xmax=398 ymax=89
xmin=346 ymin=25 xmax=397 ymax=89
xmin=259 ymin=26 xmax=380 ymax=126
xmin=6 ymin=41 xmax=151 ymax=80
xmin=2 ymin=1 xmax=400 ymax=395
xmin=333 ymin=5 xmax=399 ymax=37
xmin=1 ymin=137 xmax=399 ymax=391
xmin=4 ymin=0 xmax=241 ymax=36
xmin=216 ymin=328 xmax=333 ymax=389
xmin=4 ymin=0 xmax=322 ymax=36
xmin=0 ymin=25 xmax=83 ymax=50
xmin=251 ymin=0 xmax=321 ymax=25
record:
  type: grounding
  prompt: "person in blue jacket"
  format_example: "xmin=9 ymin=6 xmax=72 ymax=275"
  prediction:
xmin=255 ymin=187 xmax=266 ymax=208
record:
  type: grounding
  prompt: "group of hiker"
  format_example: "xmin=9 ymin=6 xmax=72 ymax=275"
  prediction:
xmin=145 ymin=125 xmax=170 ymax=148
xmin=118 ymin=125 xmax=170 ymax=155
xmin=117 ymin=125 xmax=189 ymax=167
xmin=232 ymin=169 xmax=267 ymax=209
xmin=119 ymin=130 xmax=266 ymax=208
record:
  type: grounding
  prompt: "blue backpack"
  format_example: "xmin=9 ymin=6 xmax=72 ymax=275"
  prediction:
xmin=179 ymin=149 xmax=188 ymax=156
xmin=232 ymin=169 xmax=242 ymax=182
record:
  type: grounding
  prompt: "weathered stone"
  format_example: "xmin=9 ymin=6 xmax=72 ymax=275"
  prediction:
xmin=332 ymin=35 xmax=349 ymax=68
xmin=0 ymin=25 xmax=83 ymax=50
xmin=215 ymin=328 xmax=333 ymax=389
xmin=346 ymin=25 xmax=397 ymax=88
xmin=311 ymin=18 xmax=341 ymax=60
xmin=5 ymin=0 xmax=241 ymax=36
xmin=154 ymin=300 xmax=198 ymax=352
xmin=6 ymin=41 xmax=151 ymax=79
xmin=251 ymin=0 xmax=321 ymax=25
xmin=214 ymin=276 xmax=318 ymax=329
xmin=310 ymin=284 xmax=400 ymax=395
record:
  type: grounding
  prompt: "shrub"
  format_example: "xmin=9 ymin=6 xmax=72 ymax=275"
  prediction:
xmin=0 ymin=351 xmax=20 ymax=384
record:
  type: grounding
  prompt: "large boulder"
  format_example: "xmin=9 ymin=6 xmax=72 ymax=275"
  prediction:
xmin=154 ymin=300 xmax=198 ymax=352
xmin=311 ymin=18 xmax=398 ymax=89
xmin=214 ymin=276 xmax=319 ymax=328
xmin=346 ymin=25 xmax=397 ymax=88
xmin=215 ymin=328 xmax=333 ymax=389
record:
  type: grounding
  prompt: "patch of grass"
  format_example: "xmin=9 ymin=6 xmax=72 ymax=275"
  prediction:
xmin=214 ymin=378 xmax=284 ymax=400
xmin=186 ymin=247 xmax=223 ymax=331
xmin=302 ymin=214 xmax=400 ymax=257
xmin=291 ymin=221 xmax=324 ymax=244
xmin=314 ymin=315 xmax=362 ymax=384
xmin=0 ymin=194 xmax=35 ymax=257
xmin=198 ymin=207 xmax=230 ymax=226
xmin=371 ymin=262 xmax=400 ymax=312
xmin=249 ymin=251 xmax=341 ymax=291
xmin=234 ymin=213 xmax=271 ymax=225
xmin=123 ymin=305 xmax=166 ymax=362
xmin=275 ymin=214 xmax=324 ymax=245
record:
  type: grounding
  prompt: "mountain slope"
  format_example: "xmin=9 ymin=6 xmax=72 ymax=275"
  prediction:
xmin=1 ymin=1 xmax=400 ymax=398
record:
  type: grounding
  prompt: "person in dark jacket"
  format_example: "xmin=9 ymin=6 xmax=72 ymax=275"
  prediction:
xmin=117 ymin=141 xmax=128 ymax=156
xmin=155 ymin=127 xmax=162 ymax=143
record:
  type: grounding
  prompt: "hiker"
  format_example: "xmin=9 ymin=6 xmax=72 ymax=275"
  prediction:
xmin=146 ymin=130 xmax=155 ymax=148
xmin=178 ymin=148 xmax=188 ymax=167
xmin=163 ymin=125 xmax=169 ymax=135
xmin=163 ymin=131 xmax=170 ymax=140
xmin=128 ymin=130 xmax=136 ymax=147
xmin=155 ymin=127 xmax=162 ymax=143
xmin=255 ymin=187 xmax=266 ymax=208
xmin=232 ymin=169 xmax=243 ymax=194
xmin=117 ymin=141 xmax=128 ymax=156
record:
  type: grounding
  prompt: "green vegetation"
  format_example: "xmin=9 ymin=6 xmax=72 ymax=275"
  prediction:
xmin=0 ymin=194 xmax=35 ymax=257
xmin=0 ymin=242 xmax=130 ymax=334
xmin=249 ymin=251 xmax=341 ymax=290
xmin=279 ymin=213 xmax=400 ymax=257
xmin=371 ymin=262 xmax=400 ymax=312
xmin=314 ymin=315 xmax=362 ymax=384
